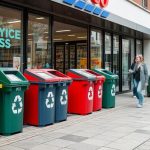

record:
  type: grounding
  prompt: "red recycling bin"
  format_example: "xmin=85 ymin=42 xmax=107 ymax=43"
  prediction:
xmin=67 ymin=69 xmax=96 ymax=115
xmin=84 ymin=70 xmax=105 ymax=111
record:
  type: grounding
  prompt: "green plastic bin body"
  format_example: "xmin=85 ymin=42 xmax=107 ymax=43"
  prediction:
xmin=0 ymin=68 xmax=29 ymax=135
xmin=93 ymin=69 xmax=118 ymax=108
xmin=147 ymin=76 xmax=150 ymax=97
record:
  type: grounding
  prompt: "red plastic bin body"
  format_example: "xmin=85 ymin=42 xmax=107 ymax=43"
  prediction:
xmin=85 ymin=70 xmax=105 ymax=111
xmin=67 ymin=71 xmax=94 ymax=115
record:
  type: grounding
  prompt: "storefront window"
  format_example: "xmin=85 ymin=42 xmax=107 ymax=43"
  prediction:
xmin=53 ymin=21 xmax=87 ymax=72
xmin=27 ymin=14 xmax=50 ymax=69
xmin=113 ymin=35 xmax=119 ymax=92
xmin=91 ymin=30 xmax=103 ymax=69
xmin=0 ymin=6 xmax=22 ymax=70
xmin=105 ymin=33 xmax=112 ymax=71
xmin=136 ymin=40 xmax=142 ymax=55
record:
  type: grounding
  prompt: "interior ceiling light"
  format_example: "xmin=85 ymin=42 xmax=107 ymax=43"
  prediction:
xmin=56 ymin=30 xmax=71 ymax=33
xmin=68 ymin=35 xmax=75 ymax=37
xmin=77 ymin=36 xmax=87 ymax=39
xmin=28 ymin=33 xmax=33 ymax=35
xmin=36 ymin=17 xmax=45 ymax=20
xmin=7 ymin=20 xmax=21 ymax=24
xmin=53 ymin=38 xmax=63 ymax=40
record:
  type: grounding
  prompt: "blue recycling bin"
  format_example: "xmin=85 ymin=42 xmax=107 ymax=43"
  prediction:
xmin=55 ymin=81 xmax=70 ymax=122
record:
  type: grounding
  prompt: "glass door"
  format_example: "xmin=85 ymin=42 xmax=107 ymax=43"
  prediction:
xmin=113 ymin=35 xmax=119 ymax=92
xmin=122 ymin=39 xmax=131 ymax=91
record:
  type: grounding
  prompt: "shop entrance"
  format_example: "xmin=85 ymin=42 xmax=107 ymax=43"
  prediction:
xmin=53 ymin=21 xmax=87 ymax=73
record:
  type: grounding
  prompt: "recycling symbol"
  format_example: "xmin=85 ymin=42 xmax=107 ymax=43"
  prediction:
xmin=88 ymin=86 xmax=93 ymax=101
xmin=45 ymin=92 xmax=54 ymax=109
xmin=98 ymin=85 xmax=102 ymax=98
xmin=12 ymin=95 xmax=23 ymax=115
xmin=111 ymin=84 xmax=116 ymax=96
xmin=60 ymin=89 xmax=67 ymax=105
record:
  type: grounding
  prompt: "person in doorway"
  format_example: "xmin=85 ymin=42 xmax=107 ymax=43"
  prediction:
xmin=130 ymin=55 xmax=148 ymax=108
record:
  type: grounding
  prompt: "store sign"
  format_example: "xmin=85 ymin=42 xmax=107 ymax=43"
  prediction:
xmin=0 ymin=28 xmax=21 ymax=49
xmin=61 ymin=0 xmax=110 ymax=18
xmin=91 ymin=0 xmax=109 ymax=8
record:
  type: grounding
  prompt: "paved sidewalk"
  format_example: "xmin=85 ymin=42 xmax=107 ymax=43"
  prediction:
xmin=0 ymin=93 xmax=150 ymax=150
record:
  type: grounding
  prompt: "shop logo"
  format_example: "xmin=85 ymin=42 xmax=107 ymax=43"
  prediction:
xmin=0 ymin=28 xmax=21 ymax=49
xmin=12 ymin=95 xmax=23 ymax=115
xmin=63 ymin=0 xmax=110 ymax=18
xmin=60 ymin=89 xmax=68 ymax=105
xmin=98 ymin=85 xmax=102 ymax=98
xmin=88 ymin=86 xmax=93 ymax=101
xmin=45 ymin=92 xmax=55 ymax=109
xmin=91 ymin=0 xmax=109 ymax=8
xmin=111 ymin=84 xmax=116 ymax=96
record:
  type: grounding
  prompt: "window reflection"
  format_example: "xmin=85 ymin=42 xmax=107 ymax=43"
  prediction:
xmin=27 ymin=14 xmax=51 ymax=69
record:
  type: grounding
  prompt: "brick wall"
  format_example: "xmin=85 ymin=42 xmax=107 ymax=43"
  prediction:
xmin=133 ymin=0 xmax=150 ymax=11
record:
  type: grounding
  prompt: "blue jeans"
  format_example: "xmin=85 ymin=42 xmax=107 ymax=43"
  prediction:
xmin=132 ymin=78 xmax=136 ymax=96
xmin=133 ymin=79 xmax=144 ymax=105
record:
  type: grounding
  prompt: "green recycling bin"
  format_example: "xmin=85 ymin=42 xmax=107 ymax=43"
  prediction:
xmin=0 ymin=68 xmax=29 ymax=135
xmin=147 ymin=76 xmax=150 ymax=97
xmin=93 ymin=69 xmax=118 ymax=108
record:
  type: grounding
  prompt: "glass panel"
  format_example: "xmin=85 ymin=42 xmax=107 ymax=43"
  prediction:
xmin=70 ymin=44 xmax=76 ymax=69
xmin=122 ymin=39 xmax=130 ymax=91
xmin=0 ymin=6 xmax=22 ymax=71
xmin=91 ymin=29 xmax=103 ymax=69
xmin=136 ymin=40 xmax=142 ymax=55
xmin=65 ymin=43 xmax=69 ymax=72
xmin=113 ymin=35 xmax=119 ymax=92
xmin=77 ymin=43 xmax=87 ymax=69
xmin=105 ymin=33 xmax=112 ymax=71
xmin=130 ymin=39 xmax=135 ymax=60
xmin=27 ymin=14 xmax=50 ymax=69
xmin=55 ymin=44 xmax=64 ymax=73
xmin=130 ymin=38 xmax=135 ymax=92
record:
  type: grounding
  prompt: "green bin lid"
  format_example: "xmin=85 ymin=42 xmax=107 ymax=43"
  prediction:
xmin=93 ymin=69 xmax=118 ymax=80
xmin=0 ymin=68 xmax=29 ymax=87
